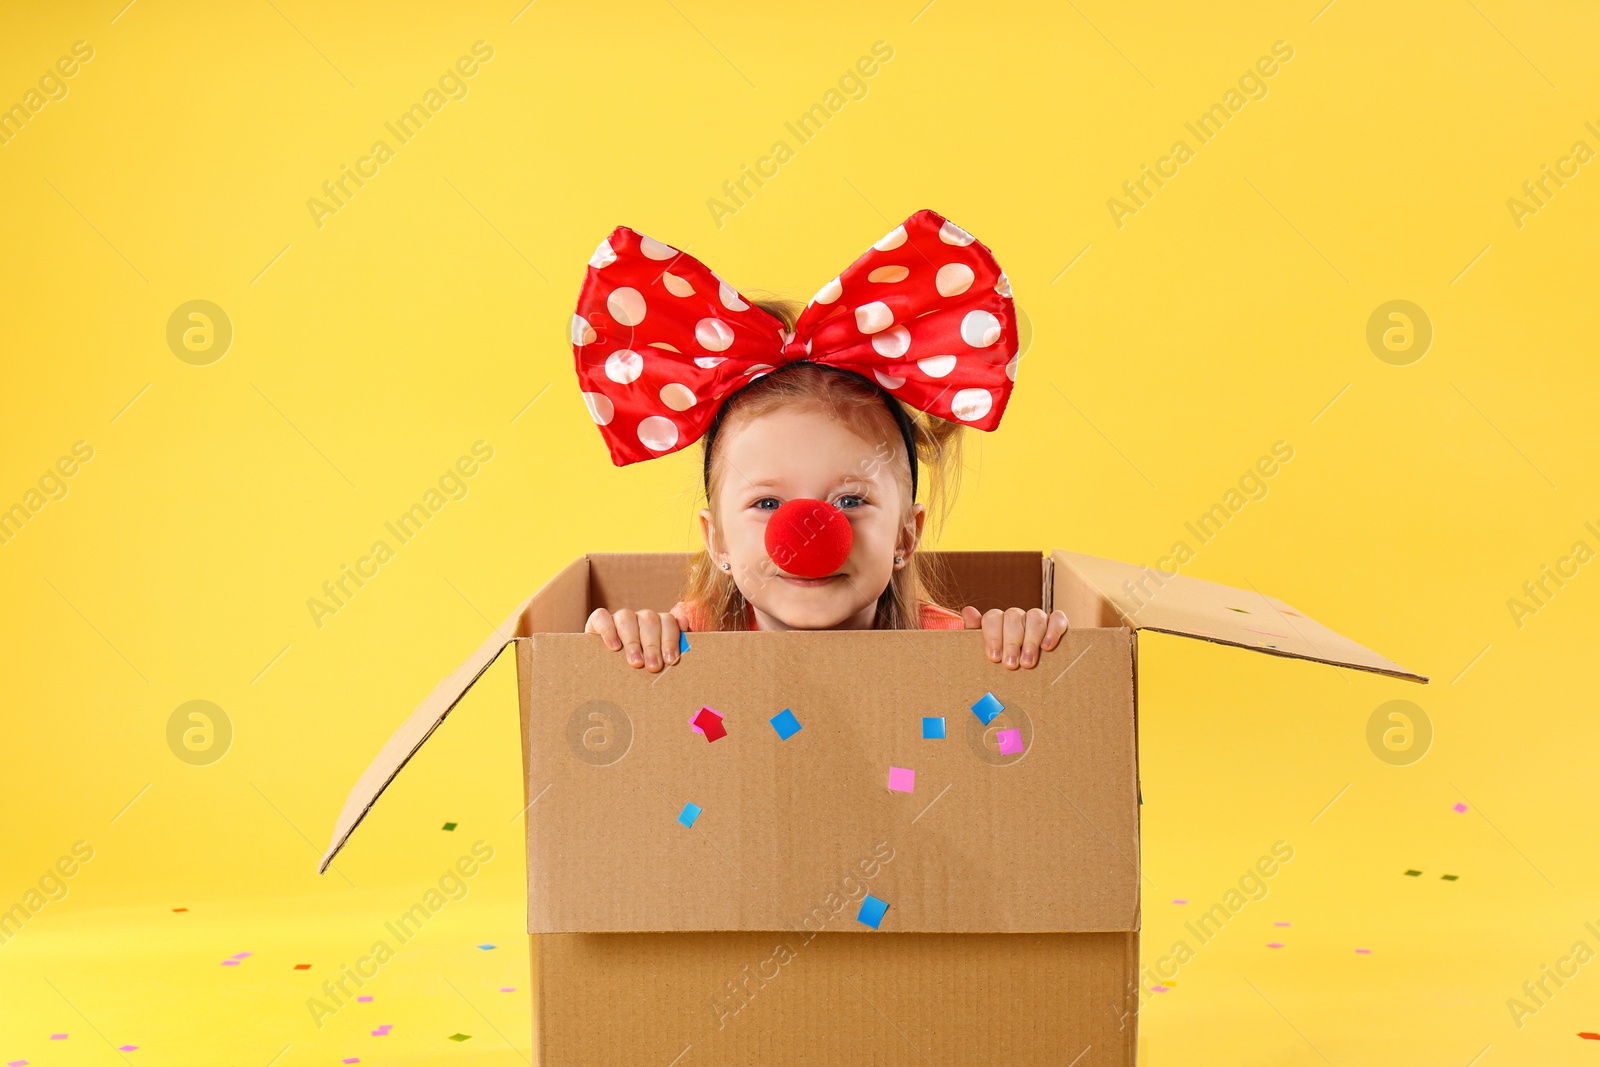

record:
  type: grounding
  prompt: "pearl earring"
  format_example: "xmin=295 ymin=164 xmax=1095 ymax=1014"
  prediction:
xmin=894 ymin=555 xmax=903 ymax=565
xmin=721 ymin=561 xmax=731 ymax=571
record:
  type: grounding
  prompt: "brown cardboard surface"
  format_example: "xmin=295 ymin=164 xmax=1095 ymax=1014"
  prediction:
xmin=1052 ymin=550 xmax=1429 ymax=683
xmin=319 ymin=547 xmax=1423 ymax=1067
xmin=520 ymin=628 xmax=1138 ymax=934
xmin=532 ymin=931 xmax=1137 ymax=1067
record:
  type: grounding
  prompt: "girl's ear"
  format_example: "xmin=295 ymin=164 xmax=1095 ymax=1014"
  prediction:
xmin=898 ymin=503 xmax=927 ymax=563
xmin=698 ymin=507 xmax=723 ymax=558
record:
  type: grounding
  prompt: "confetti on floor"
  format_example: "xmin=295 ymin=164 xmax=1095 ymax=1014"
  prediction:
xmin=1579 ymin=1032 xmax=1600 ymax=1040
xmin=678 ymin=631 xmax=689 ymax=654
xmin=887 ymin=767 xmax=916 ymax=793
xmin=1441 ymin=874 xmax=1459 ymax=881
xmin=356 ymin=995 xmax=373 ymax=1002
xmin=1172 ymin=899 xmax=1187 ymax=905
xmin=171 ymin=907 xmax=187 ymax=912
xmin=342 ymin=1058 xmax=359 ymax=1064
xmin=1356 ymin=948 xmax=1372 ymax=954
xmin=8 ymin=1059 xmax=27 ymax=1066
xmin=1274 ymin=922 xmax=1291 ymax=927
xmin=477 ymin=944 xmax=495 ymax=950
xmin=49 ymin=1035 xmax=65 ymax=1040
xmin=448 ymin=1033 xmax=472 ymax=1042
xmin=769 ymin=708 xmax=802 ymax=740
xmin=1267 ymin=942 xmax=1284 ymax=949
xmin=922 ymin=716 xmax=945 ymax=739
xmin=441 ymin=821 xmax=457 ymax=831
xmin=1244 ymin=627 xmax=1287 ymax=637
xmin=294 ymin=963 xmax=311 ymax=970
xmin=221 ymin=959 xmax=239 ymax=966
xmin=1453 ymin=802 xmax=1468 ymax=813
xmin=971 ymin=691 xmax=1004 ymax=725
xmin=996 ymin=728 xmax=1023 ymax=755
xmin=1151 ymin=985 xmax=1169 ymax=992
xmin=678 ymin=802 xmax=701 ymax=828
xmin=1404 ymin=870 xmax=1422 ymax=877
xmin=857 ymin=894 xmax=889 ymax=929
xmin=500 ymin=987 xmax=515 ymax=992
xmin=689 ymin=706 xmax=723 ymax=735
xmin=117 ymin=1046 xmax=137 ymax=1052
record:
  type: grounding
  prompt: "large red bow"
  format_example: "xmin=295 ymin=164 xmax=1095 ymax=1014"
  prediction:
xmin=570 ymin=208 xmax=1020 ymax=467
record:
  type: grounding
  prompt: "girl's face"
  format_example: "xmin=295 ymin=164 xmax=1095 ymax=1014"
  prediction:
xmin=699 ymin=404 xmax=925 ymax=630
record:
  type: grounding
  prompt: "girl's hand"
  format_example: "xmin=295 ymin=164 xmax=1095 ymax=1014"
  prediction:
xmin=961 ymin=607 xmax=1070 ymax=669
xmin=585 ymin=607 xmax=683 ymax=672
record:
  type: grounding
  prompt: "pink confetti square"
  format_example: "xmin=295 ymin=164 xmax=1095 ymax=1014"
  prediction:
xmin=118 ymin=1047 xmax=138 ymax=1052
xmin=1244 ymin=626 xmax=1287 ymax=638
xmin=50 ymin=1035 xmax=66 ymax=1040
xmin=1274 ymin=921 xmax=1291 ymax=927
xmin=342 ymin=1059 xmax=360 ymax=1064
xmin=9 ymin=1059 xmax=28 ymax=1065
xmin=221 ymin=960 xmax=239 ymax=966
xmin=500 ymin=987 xmax=515 ymax=992
xmin=356 ymin=995 xmax=373 ymax=1002
xmin=689 ymin=706 xmax=723 ymax=735
xmin=231 ymin=952 xmax=251 ymax=959
xmin=1267 ymin=942 xmax=1284 ymax=949
xmin=1453 ymin=802 xmax=1468 ymax=813
xmin=1150 ymin=984 xmax=1169 ymax=992
xmin=887 ymin=767 xmax=916 ymax=793
xmin=1355 ymin=948 xmax=1372 ymax=954
xmin=1172 ymin=899 xmax=1187 ymax=905
xmin=996 ymin=728 xmax=1023 ymax=755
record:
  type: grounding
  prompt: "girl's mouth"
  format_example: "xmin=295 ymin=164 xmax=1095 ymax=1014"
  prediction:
xmin=779 ymin=573 xmax=843 ymax=588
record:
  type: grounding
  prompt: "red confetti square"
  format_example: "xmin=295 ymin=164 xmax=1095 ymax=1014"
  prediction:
xmin=294 ymin=964 xmax=311 ymax=970
xmin=693 ymin=708 xmax=726 ymax=742
xmin=1580 ymin=1032 xmax=1600 ymax=1040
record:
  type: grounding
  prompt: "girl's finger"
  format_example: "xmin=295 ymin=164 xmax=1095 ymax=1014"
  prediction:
xmin=662 ymin=613 xmax=681 ymax=665
xmin=585 ymin=608 xmax=621 ymax=650
xmin=615 ymin=610 xmax=643 ymax=668
xmin=1019 ymin=608 xmax=1049 ymax=667
xmin=1001 ymin=607 xmax=1027 ymax=669
xmin=1043 ymin=609 xmax=1070 ymax=650
xmin=961 ymin=605 xmax=983 ymax=630
xmin=982 ymin=608 xmax=1005 ymax=661
xmin=638 ymin=610 xmax=663 ymax=672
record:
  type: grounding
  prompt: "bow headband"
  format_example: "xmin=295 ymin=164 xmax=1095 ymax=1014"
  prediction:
xmin=570 ymin=208 xmax=1021 ymax=498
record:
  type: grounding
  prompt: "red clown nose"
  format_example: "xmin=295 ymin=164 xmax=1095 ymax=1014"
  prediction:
xmin=764 ymin=498 xmax=853 ymax=579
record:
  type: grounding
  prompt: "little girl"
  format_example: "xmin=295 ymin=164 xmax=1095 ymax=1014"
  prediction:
xmin=570 ymin=209 xmax=1068 ymax=671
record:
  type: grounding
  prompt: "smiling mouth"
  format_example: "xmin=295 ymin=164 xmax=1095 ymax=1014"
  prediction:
xmin=779 ymin=573 xmax=844 ymax=586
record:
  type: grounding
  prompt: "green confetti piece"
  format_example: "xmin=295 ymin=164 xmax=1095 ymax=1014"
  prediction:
xmin=442 ymin=822 xmax=457 ymax=831
xmin=448 ymin=1032 xmax=471 ymax=1041
xmin=1441 ymin=874 xmax=1459 ymax=881
xmin=1403 ymin=869 xmax=1422 ymax=876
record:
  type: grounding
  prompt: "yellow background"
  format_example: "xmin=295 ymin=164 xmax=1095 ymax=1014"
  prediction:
xmin=2 ymin=0 xmax=1597 ymax=1063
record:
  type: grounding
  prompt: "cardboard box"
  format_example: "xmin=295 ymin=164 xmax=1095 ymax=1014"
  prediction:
xmin=320 ymin=550 xmax=1425 ymax=1065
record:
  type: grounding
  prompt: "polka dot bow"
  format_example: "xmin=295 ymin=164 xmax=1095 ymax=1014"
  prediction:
xmin=571 ymin=208 xmax=1021 ymax=466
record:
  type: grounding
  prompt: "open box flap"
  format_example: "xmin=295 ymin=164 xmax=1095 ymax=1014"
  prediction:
xmin=318 ymin=557 xmax=590 ymax=872
xmin=1051 ymin=550 xmax=1428 ymax=684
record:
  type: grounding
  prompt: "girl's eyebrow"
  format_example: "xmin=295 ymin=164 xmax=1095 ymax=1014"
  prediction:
xmin=742 ymin=475 xmax=870 ymax=494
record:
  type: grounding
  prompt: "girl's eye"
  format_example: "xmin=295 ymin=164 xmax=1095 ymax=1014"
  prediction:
xmin=752 ymin=497 xmax=780 ymax=511
xmin=835 ymin=494 xmax=865 ymax=510
xmin=751 ymin=495 xmax=865 ymax=510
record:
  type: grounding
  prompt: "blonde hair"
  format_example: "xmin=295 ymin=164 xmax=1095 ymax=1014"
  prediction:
xmin=681 ymin=296 xmax=967 ymax=630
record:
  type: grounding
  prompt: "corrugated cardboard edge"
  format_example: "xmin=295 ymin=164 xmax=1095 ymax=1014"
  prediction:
xmin=1051 ymin=549 xmax=1429 ymax=684
xmin=317 ymin=558 xmax=589 ymax=873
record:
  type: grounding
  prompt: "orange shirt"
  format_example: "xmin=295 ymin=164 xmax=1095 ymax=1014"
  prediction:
xmin=671 ymin=598 xmax=965 ymax=632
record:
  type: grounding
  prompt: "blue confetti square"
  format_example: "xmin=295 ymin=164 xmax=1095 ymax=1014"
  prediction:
xmin=769 ymin=708 xmax=802 ymax=740
xmin=922 ymin=716 xmax=945 ymax=739
xmin=856 ymin=893 xmax=889 ymax=929
xmin=477 ymin=944 xmax=496 ymax=950
xmin=679 ymin=631 xmax=689 ymax=654
xmin=678 ymin=802 xmax=701 ymax=828
xmin=971 ymin=691 xmax=1004 ymax=725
